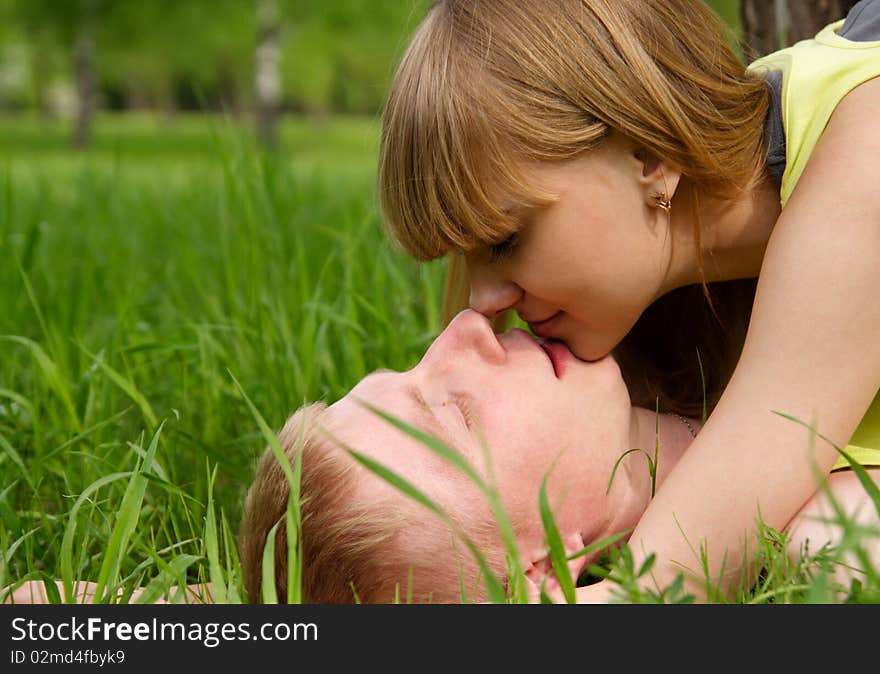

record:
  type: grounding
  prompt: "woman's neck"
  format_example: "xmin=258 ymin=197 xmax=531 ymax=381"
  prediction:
xmin=663 ymin=175 xmax=781 ymax=292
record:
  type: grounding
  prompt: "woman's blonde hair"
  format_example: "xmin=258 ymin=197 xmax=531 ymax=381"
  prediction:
xmin=379 ymin=0 xmax=769 ymax=260
xmin=379 ymin=0 xmax=770 ymax=415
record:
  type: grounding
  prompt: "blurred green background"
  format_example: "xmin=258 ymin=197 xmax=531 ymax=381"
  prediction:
xmin=0 ymin=1 xmax=431 ymax=117
xmin=0 ymin=1 xmax=742 ymax=153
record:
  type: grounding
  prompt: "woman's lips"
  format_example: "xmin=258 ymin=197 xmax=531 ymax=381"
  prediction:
xmin=528 ymin=311 xmax=563 ymax=338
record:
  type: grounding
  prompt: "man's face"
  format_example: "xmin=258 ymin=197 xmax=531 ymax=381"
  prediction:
xmin=327 ymin=309 xmax=635 ymax=580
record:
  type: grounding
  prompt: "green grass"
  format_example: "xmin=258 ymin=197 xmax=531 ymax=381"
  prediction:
xmin=0 ymin=112 xmax=445 ymax=603
xmin=0 ymin=113 xmax=877 ymax=604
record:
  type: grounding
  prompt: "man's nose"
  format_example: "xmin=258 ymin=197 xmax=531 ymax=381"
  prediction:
xmin=422 ymin=308 xmax=506 ymax=369
xmin=467 ymin=259 xmax=523 ymax=318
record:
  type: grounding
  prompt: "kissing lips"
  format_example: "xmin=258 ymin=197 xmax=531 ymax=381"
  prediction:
xmin=529 ymin=311 xmax=563 ymax=338
xmin=537 ymin=339 xmax=570 ymax=378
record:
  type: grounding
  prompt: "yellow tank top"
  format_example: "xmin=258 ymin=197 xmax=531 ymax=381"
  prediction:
xmin=748 ymin=19 xmax=880 ymax=472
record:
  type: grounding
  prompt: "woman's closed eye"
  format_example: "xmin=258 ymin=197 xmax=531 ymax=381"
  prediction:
xmin=488 ymin=232 xmax=520 ymax=263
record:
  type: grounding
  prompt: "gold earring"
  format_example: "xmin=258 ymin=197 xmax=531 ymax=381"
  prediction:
xmin=652 ymin=192 xmax=672 ymax=213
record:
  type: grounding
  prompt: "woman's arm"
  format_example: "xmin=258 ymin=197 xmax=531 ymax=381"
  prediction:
xmin=571 ymin=467 xmax=880 ymax=604
xmin=595 ymin=77 xmax=880 ymax=602
xmin=785 ymin=468 xmax=880 ymax=596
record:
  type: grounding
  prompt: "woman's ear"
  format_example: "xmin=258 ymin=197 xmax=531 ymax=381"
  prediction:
xmin=633 ymin=146 xmax=682 ymax=209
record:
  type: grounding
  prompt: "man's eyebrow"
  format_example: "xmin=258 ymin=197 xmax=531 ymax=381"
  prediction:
xmin=407 ymin=385 xmax=458 ymax=450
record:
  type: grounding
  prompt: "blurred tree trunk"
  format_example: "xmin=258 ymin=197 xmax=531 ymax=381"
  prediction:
xmin=741 ymin=0 xmax=861 ymax=57
xmin=72 ymin=9 xmax=95 ymax=148
xmin=741 ymin=0 xmax=779 ymax=57
xmin=31 ymin=45 xmax=52 ymax=119
xmin=255 ymin=0 xmax=282 ymax=151
xmin=786 ymin=0 xmax=860 ymax=41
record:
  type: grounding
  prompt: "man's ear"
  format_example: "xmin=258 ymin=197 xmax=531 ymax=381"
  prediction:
xmin=633 ymin=146 xmax=682 ymax=209
xmin=523 ymin=532 xmax=588 ymax=592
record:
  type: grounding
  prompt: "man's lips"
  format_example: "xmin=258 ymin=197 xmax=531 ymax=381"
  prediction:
xmin=528 ymin=311 xmax=563 ymax=338
xmin=537 ymin=338 xmax=570 ymax=378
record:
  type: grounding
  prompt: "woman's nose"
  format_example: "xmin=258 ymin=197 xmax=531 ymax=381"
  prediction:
xmin=467 ymin=259 xmax=523 ymax=318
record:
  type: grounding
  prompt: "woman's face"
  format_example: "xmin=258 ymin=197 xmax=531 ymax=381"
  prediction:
xmin=327 ymin=309 xmax=635 ymax=563
xmin=466 ymin=133 xmax=676 ymax=361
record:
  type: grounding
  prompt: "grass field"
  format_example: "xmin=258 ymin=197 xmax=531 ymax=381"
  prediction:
xmin=0 ymin=113 xmax=448 ymax=603
xmin=1 ymin=113 xmax=877 ymax=604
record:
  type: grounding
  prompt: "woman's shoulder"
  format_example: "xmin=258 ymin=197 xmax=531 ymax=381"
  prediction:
xmin=760 ymin=44 xmax=880 ymax=207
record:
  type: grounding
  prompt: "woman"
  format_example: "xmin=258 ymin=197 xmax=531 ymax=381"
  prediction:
xmin=377 ymin=0 xmax=880 ymax=601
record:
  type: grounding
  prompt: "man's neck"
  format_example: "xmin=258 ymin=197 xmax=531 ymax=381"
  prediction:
xmin=601 ymin=407 xmax=698 ymax=537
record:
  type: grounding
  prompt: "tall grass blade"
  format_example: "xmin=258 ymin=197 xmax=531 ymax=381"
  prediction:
xmin=92 ymin=419 xmax=166 ymax=602
xmin=35 ymin=573 xmax=62 ymax=604
xmin=1 ymin=335 xmax=80 ymax=431
xmin=261 ymin=520 xmax=281 ymax=604
xmin=607 ymin=448 xmax=653 ymax=496
xmin=60 ymin=472 xmax=134 ymax=603
xmin=0 ymin=432 xmax=37 ymax=493
xmin=359 ymin=403 xmax=523 ymax=602
xmin=228 ymin=370 xmax=304 ymax=604
xmin=566 ymin=530 xmax=631 ymax=561
xmin=3 ymin=527 xmax=40 ymax=572
xmin=773 ymin=411 xmax=880 ymax=518
xmin=357 ymin=400 xmax=487 ymax=490
xmin=204 ymin=464 xmax=227 ymax=603
xmin=133 ymin=555 xmax=202 ymax=605
xmin=79 ymin=344 xmax=158 ymax=430
xmin=538 ymin=474 xmax=576 ymax=603
xmin=345 ymin=446 xmax=507 ymax=603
